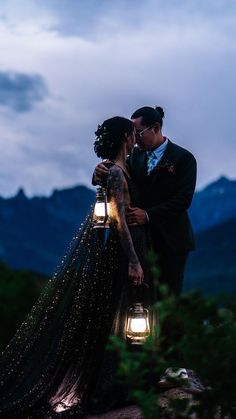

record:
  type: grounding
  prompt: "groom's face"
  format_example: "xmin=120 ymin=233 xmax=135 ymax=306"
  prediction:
xmin=132 ymin=117 xmax=157 ymax=151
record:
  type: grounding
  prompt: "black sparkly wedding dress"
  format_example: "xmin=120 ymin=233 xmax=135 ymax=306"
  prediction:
xmin=0 ymin=170 xmax=156 ymax=418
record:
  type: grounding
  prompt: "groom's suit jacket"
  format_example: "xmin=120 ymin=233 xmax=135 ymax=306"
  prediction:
xmin=127 ymin=140 xmax=197 ymax=255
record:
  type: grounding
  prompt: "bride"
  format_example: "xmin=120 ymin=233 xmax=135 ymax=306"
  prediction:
xmin=0 ymin=116 xmax=153 ymax=418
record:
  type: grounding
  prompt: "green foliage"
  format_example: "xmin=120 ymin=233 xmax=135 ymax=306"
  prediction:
xmin=1 ymin=255 xmax=236 ymax=417
xmin=108 ymin=253 xmax=236 ymax=418
xmin=0 ymin=261 xmax=47 ymax=351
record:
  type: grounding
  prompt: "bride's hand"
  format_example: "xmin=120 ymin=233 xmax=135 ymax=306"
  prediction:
xmin=128 ymin=262 xmax=144 ymax=286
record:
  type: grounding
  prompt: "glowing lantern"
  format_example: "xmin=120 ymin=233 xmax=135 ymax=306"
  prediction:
xmin=93 ymin=187 xmax=110 ymax=229
xmin=126 ymin=302 xmax=150 ymax=346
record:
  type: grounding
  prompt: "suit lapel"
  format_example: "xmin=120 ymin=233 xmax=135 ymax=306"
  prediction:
xmin=148 ymin=140 xmax=175 ymax=183
xmin=130 ymin=140 xmax=176 ymax=183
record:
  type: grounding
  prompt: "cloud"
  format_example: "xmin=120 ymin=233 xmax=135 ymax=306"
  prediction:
xmin=0 ymin=71 xmax=48 ymax=112
xmin=0 ymin=0 xmax=235 ymax=197
xmin=7 ymin=0 xmax=236 ymax=38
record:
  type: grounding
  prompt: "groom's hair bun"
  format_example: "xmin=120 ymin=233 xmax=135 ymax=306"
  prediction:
xmin=94 ymin=116 xmax=134 ymax=160
xmin=131 ymin=105 xmax=165 ymax=127
xmin=154 ymin=106 xmax=165 ymax=119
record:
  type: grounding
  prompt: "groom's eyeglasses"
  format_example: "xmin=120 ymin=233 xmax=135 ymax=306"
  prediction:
xmin=135 ymin=125 xmax=155 ymax=138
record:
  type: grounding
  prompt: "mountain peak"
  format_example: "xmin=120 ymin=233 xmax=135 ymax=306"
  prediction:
xmin=15 ymin=187 xmax=27 ymax=199
xmin=214 ymin=175 xmax=230 ymax=185
xmin=201 ymin=176 xmax=236 ymax=196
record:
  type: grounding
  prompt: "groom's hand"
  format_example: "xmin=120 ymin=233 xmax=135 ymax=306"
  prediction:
xmin=92 ymin=162 xmax=110 ymax=185
xmin=95 ymin=162 xmax=110 ymax=177
xmin=126 ymin=207 xmax=147 ymax=226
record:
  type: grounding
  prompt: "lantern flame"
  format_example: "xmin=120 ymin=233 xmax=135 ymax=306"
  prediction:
xmin=130 ymin=318 xmax=147 ymax=333
xmin=94 ymin=202 xmax=110 ymax=217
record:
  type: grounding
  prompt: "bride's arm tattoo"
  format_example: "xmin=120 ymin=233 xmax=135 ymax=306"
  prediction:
xmin=108 ymin=166 xmax=139 ymax=265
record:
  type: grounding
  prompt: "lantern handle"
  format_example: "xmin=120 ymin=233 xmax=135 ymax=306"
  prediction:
xmin=130 ymin=282 xmax=149 ymax=305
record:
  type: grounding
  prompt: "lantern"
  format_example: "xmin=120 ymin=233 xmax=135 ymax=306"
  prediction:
xmin=93 ymin=186 xmax=110 ymax=229
xmin=126 ymin=302 xmax=150 ymax=346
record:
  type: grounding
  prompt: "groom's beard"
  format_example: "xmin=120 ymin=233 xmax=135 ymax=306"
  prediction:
xmin=135 ymin=141 xmax=143 ymax=149
xmin=135 ymin=139 xmax=150 ymax=150
xmin=136 ymin=142 xmax=147 ymax=151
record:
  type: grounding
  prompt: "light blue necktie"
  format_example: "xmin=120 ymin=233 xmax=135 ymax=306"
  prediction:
xmin=147 ymin=150 xmax=157 ymax=175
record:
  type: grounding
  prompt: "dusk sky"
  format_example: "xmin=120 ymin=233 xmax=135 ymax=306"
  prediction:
xmin=0 ymin=0 xmax=235 ymax=197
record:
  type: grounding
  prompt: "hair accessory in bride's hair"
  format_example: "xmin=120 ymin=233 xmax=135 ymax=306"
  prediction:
xmin=94 ymin=116 xmax=134 ymax=159
xmin=95 ymin=124 xmax=114 ymax=148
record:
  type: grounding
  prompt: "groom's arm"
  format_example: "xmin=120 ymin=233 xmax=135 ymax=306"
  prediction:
xmin=92 ymin=155 xmax=131 ymax=186
xmin=126 ymin=152 xmax=196 ymax=226
xmin=146 ymin=152 xmax=197 ymax=225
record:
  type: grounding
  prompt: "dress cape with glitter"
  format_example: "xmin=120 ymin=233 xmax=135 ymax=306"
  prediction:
xmin=0 ymin=170 xmax=156 ymax=418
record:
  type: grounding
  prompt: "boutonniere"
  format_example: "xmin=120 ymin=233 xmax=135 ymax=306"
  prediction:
xmin=156 ymin=160 xmax=176 ymax=175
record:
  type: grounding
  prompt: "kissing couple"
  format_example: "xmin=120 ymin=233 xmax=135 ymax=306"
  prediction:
xmin=0 ymin=106 xmax=196 ymax=418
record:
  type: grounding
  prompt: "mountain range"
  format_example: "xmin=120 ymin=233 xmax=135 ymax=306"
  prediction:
xmin=0 ymin=185 xmax=95 ymax=275
xmin=0 ymin=176 xmax=235 ymax=295
xmin=189 ymin=176 xmax=236 ymax=232
xmin=184 ymin=216 xmax=236 ymax=295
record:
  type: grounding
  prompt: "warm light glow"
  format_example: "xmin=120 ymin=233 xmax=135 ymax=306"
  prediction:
xmin=54 ymin=403 xmax=69 ymax=413
xmin=126 ymin=304 xmax=150 ymax=344
xmin=130 ymin=318 xmax=147 ymax=333
xmin=94 ymin=202 xmax=110 ymax=217
xmin=50 ymin=391 xmax=80 ymax=412
xmin=51 ymin=395 xmax=80 ymax=412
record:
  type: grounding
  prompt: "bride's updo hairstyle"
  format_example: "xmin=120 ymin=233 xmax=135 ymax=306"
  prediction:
xmin=131 ymin=106 xmax=165 ymax=128
xmin=94 ymin=116 xmax=134 ymax=160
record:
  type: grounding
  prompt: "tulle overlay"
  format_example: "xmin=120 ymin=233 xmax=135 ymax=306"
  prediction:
xmin=0 ymin=206 xmax=129 ymax=418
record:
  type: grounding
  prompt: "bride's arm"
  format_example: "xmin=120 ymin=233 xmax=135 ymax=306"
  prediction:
xmin=107 ymin=165 xmax=144 ymax=285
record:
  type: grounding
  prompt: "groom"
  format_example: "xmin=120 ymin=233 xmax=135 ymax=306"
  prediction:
xmin=126 ymin=106 xmax=197 ymax=296
xmin=94 ymin=106 xmax=197 ymax=296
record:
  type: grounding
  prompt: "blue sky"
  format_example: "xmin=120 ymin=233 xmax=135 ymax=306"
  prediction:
xmin=0 ymin=0 xmax=236 ymax=196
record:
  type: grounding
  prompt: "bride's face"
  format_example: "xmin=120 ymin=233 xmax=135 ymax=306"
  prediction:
xmin=126 ymin=129 xmax=136 ymax=154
